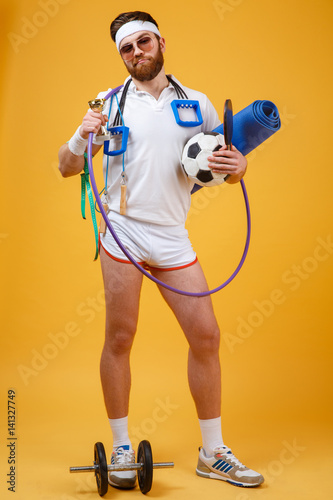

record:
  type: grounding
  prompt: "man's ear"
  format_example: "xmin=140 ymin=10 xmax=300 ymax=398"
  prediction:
xmin=159 ymin=37 xmax=166 ymax=53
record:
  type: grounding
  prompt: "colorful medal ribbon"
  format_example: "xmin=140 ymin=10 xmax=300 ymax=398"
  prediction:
xmin=81 ymin=152 xmax=99 ymax=260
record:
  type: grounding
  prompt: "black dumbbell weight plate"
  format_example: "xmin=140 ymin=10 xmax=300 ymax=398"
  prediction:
xmin=94 ymin=442 xmax=108 ymax=496
xmin=137 ymin=440 xmax=153 ymax=494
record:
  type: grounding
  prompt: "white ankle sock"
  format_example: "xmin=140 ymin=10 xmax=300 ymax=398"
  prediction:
xmin=198 ymin=416 xmax=224 ymax=457
xmin=109 ymin=416 xmax=132 ymax=450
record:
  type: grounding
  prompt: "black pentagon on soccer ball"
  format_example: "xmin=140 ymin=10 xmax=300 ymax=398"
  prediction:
xmin=187 ymin=142 xmax=201 ymax=159
xmin=197 ymin=169 xmax=214 ymax=183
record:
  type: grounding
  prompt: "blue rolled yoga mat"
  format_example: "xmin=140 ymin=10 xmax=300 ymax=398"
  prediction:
xmin=191 ymin=99 xmax=281 ymax=194
xmin=214 ymin=99 xmax=281 ymax=154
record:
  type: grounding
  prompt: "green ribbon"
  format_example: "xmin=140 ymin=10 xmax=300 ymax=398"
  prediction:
xmin=81 ymin=152 xmax=99 ymax=260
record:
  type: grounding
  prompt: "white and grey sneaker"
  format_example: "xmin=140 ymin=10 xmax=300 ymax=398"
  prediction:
xmin=196 ymin=446 xmax=264 ymax=487
xmin=108 ymin=445 xmax=137 ymax=489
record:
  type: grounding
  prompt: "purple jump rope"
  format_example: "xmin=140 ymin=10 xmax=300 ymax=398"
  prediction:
xmin=87 ymin=88 xmax=251 ymax=297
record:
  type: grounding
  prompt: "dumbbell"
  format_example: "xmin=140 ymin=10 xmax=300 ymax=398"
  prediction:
xmin=69 ymin=440 xmax=174 ymax=496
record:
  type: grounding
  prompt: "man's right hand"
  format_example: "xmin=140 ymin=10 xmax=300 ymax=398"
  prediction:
xmin=79 ymin=110 xmax=109 ymax=139
xmin=58 ymin=110 xmax=106 ymax=178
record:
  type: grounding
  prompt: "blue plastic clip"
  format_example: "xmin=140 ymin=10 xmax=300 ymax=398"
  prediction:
xmin=104 ymin=126 xmax=129 ymax=156
xmin=171 ymin=100 xmax=203 ymax=127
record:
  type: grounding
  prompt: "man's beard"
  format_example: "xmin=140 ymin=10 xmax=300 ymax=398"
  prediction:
xmin=125 ymin=47 xmax=164 ymax=82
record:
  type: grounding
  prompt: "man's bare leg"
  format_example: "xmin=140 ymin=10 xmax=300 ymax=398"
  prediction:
xmin=151 ymin=262 xmax=264 ymax=487
xmin=100 ymin=246 xmax=143 ymax=419
xmin=151 ymin=261 xmax=221 ymax=419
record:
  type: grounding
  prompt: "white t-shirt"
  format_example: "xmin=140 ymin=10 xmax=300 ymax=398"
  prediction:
xmin=93 ymin=75 xmax=221 ymax=225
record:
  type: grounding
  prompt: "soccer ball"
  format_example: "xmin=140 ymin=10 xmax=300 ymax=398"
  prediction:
xmin=181 ymin=132 xmax=227 ymax=187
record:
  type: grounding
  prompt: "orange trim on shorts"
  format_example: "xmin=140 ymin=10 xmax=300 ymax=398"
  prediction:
xmin=99 ymin=235 xmax=198 ymax=272
xmin=148 ymin=256 xmax=198 ymax=272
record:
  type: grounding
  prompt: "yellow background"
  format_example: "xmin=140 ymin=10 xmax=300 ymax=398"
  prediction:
xmin=1 ymin=0 xmax=332 ymax=499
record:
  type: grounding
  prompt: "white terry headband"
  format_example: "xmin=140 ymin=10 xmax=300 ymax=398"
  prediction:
xmin=115 ymin=21 xmax=161 ymax=52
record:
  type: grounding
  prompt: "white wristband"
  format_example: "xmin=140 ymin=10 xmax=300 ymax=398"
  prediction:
xmin=67 ymin=126 xmax=88 ymax=156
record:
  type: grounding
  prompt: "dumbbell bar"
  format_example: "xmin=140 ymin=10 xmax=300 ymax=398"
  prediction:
xmin=69 ymin=440 xmax=174 ymax=496
xmin=70 ymin=462 xmax=174 ymax=472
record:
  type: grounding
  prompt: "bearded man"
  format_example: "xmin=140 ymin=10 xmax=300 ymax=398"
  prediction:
xmin=58 ymin=10 xmax=263 ymax=491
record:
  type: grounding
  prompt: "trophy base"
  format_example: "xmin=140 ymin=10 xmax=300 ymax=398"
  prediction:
xmin=94 ymin=132 xmax=111 ymax=144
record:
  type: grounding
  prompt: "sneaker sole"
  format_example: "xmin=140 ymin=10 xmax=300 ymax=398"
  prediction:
xmin=108 ymin=477 xmax=136 ymax=490
xmin=196 ymin=468 xmax=263 ymax=488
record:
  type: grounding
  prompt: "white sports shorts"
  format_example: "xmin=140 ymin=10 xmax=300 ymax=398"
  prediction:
xmin=99 ymin=211 xmax=197 ymax=271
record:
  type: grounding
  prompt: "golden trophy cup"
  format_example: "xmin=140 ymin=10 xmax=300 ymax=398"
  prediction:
xmin=88 ymin=98 xmax=109 ymax=137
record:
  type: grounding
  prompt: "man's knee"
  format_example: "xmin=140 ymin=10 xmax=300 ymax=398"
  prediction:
xmin=105 ymin=323 xmax=137 ymax=355
xmin=189 ymin=324 xmax=220 ymax=356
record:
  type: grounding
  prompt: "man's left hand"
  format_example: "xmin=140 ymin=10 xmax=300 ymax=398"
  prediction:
xmin=207 ymin=145 xmax=247 ymax=184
